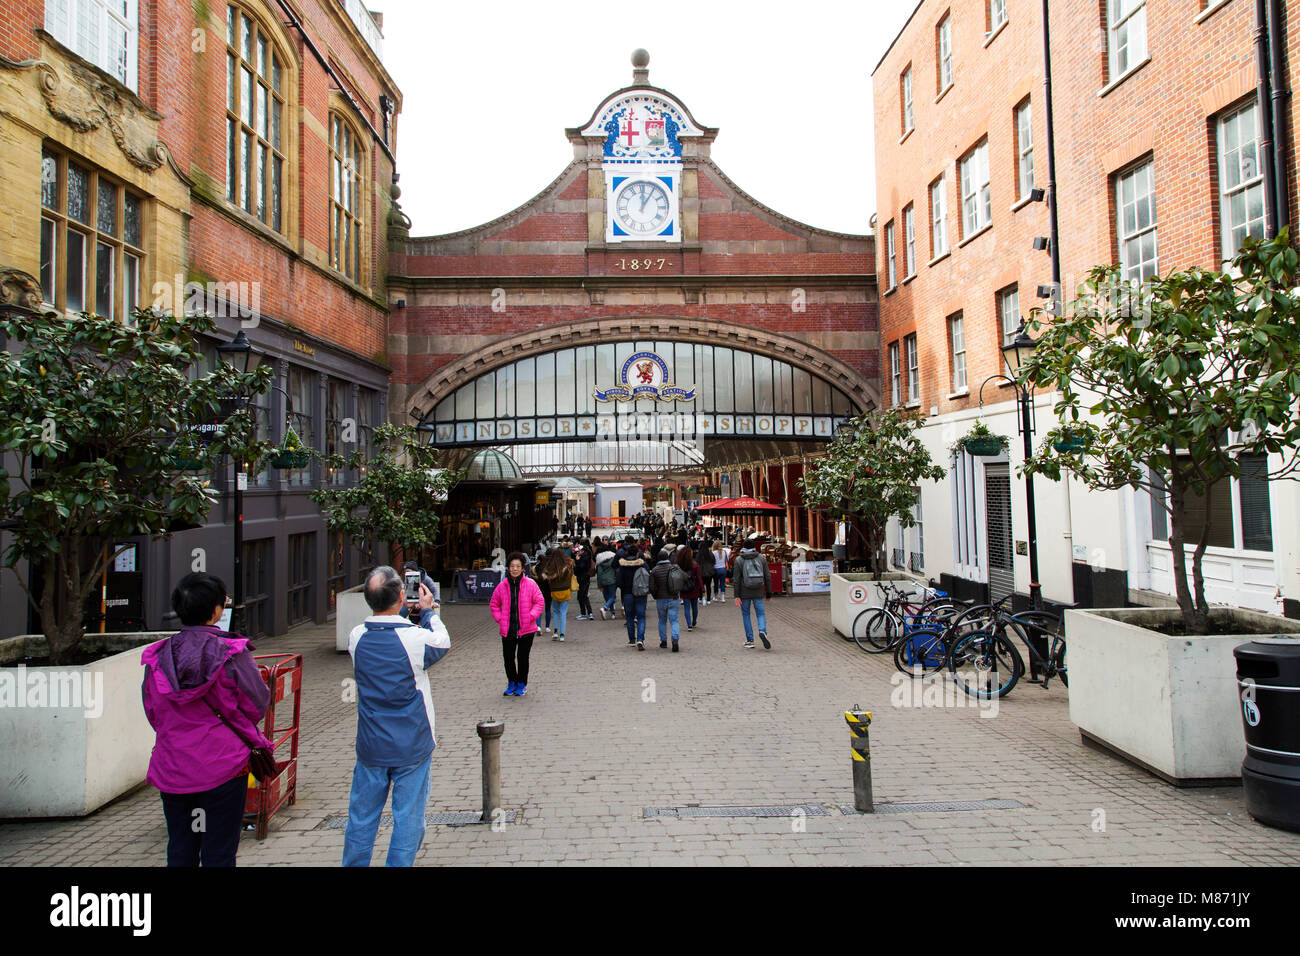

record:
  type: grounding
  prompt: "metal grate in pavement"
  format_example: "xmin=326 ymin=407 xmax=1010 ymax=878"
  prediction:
xmin=839 ymin=799 xmax=1025 ymax=814
xmin=318 ymin=810 xmax=516 ymax=829
xmin=643 ymin=804 xmax=832 ymax=819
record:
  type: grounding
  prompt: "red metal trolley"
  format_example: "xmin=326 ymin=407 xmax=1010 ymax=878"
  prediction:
xmin=243 ymin=652 xmax=302 ymax=839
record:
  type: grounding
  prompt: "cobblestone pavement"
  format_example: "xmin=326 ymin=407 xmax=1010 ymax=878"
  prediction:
xmin=3 ymin=592 xmax=1298 ymax=867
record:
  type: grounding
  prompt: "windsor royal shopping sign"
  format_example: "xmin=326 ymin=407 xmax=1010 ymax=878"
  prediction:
xmin=593 ymin=351 xmax=696 ymax=403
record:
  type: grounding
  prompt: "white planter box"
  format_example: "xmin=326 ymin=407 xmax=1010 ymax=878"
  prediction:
xmin=336 ymin=585 xmax=371 ymax=652
xmin=0 ymin=633 xmax=165 ymax=817
xmin=1065 ymin=607 xmax=1300 ymax=784
xmin=830 ymin=572 xmax=916 ymax=639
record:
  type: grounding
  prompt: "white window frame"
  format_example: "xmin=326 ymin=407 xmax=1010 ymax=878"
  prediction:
xmin=937 ymin=14 xmax=953 ymax=92
xmin=902 ymin=66 xmax=914 ymax=134
xmin=1217 ymin=101 xmax=1266 ymax=263
xmin=885 ymin=220 xmax=897 ymax=289
xmin=960 ymin=141 xmax=991 ymax=237
xmin=1108 ymin=0 xmax=1148 ymax=83
xmin=989 ymin=0 xmax=1007 ymax=32
xmin=930 ymin=175 xmax=948 ymax=257
xmin=911 ymin=490 xmax=925 ymax=569
xmin=1116 ymin=160 xmax=1158 ymax=283
xmin=998 ymin=286 xmax=1020 ymax=346
xmin=890 ymin=342 xmax=901 ymax=406
xmin=904 ymin=205 xmax=916 ymax=277
xmin=950 ymin=313 xmax=967 ymax=392
xmin=1016 ymin=100 xmax=1034 ymax=200
xmin=905 ymin=333 xmax=919 ymax=403
xmin=45 ymin=0 xmax=138 ymax=91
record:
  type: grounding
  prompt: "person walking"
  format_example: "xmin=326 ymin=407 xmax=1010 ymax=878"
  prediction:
xmin=141 ymin=572 xmax=272 ymax=867
xmin=616 ymin=539 xmax=649 ymax=648
xmin=595 ymin=546 xmax=619 ymax=619
xmin=733 ymin=535 xmax=772 ymax=649
xmin=694 ymin=538 xmax=714 ymax=605
xmin=711 ymin=541 xmax=729 ymax=601
xmin=572 ymin=543 xmax=594 ymax=620
xmin=649 ymin=547 xmax=686 ymax=651
xmin=343 ymin=566 xmax=451 ymax=866
xmin=538 ymin=548 xmax=575 ymax=641
xmin=676 ymin=546 xmax=704 ymax=632
xmin=489 ymin=552 xmax=545 ymax=697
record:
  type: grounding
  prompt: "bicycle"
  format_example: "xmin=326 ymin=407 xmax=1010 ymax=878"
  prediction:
xmin=945 ymin=603 xmax=1067 ymax=699
xmin=850 ymin=581 xmax=961 ymax=657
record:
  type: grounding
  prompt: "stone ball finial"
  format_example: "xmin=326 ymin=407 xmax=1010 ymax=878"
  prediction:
xmin=631 ymin=48 xmax=650 ymax=68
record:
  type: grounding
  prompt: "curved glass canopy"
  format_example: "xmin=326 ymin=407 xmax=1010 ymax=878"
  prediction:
xmin=422 ymin=341 xmax=861 ymax=447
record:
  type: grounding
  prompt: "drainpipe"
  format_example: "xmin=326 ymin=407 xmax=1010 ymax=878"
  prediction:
xmin=1257 ymin=0 xmax=1282 ymax=236
xmin=1268 ymin=0 xmax=1291 ymax=235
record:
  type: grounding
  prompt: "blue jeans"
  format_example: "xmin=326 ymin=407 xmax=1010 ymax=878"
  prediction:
xmin=623 ymin=594 xmax=647 ymax=643
xmin=740 ymin=598 xmax=767 ymax=642
xmin=342 ymin=755 xmax=433 ymax=867
xmin=714 ymin=572 xmax=727 ymax=597
xmin=682 ymin=597 xmax=698 ymax=628
xmin=601 ymin=584 xmax=617 ymax=612
xmin=552 ymin=598 xmax=569 ymax=635
xmin=657 ymin=599 xmax=680 ymax=643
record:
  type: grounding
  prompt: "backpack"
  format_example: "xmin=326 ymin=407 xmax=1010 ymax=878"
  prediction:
xmin=741 ymin=555 xmax=765 ymax=590
xmin=632 ymin=563 xmax=651 ymax=597
xmin=668 ymin=564 xmax=687 ymax=596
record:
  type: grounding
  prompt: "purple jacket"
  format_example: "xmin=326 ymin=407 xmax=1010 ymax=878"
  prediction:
xmin=141 ymin=626 xmax=272 ymax=794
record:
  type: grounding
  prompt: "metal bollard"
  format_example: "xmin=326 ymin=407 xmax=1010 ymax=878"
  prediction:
xmin=844 ymin=707 xmax=873 ymax=812
xmin=476 ymin=719 xmax=505 ymax=822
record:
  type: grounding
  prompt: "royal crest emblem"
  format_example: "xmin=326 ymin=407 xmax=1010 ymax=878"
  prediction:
xmin=593 ymin=350 xmax=696 ymax=403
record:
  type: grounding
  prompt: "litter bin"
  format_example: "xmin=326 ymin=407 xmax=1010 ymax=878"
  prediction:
xmin=1234 ymin=637 xmax=1300 ymax=833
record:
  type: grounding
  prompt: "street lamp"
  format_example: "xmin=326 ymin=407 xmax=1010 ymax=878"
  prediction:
xmin=979 ymin=322 xmax=1043 ymax=611
xmin=835 ymin=419 xmax=857 ymax=444
xmin=216 ymin=330 xmax=264 ymax=635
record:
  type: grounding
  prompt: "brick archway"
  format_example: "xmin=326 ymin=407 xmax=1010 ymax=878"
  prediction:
xmin=403 ymin=316 xmax=879 ymax=422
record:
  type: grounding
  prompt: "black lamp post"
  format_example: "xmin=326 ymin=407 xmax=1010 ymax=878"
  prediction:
xmin=216 ymin=330 xmax=263 ymax=635
xmin=981 ymin=324 xmax=1042 ymax=611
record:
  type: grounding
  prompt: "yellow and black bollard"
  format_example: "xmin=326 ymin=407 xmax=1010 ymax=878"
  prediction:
xmin=845 ymin=707 xmax=873 ymax=813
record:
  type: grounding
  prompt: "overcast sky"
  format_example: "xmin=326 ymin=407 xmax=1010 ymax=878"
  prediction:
xmin=378 ymin=0 xmax=917 ymax=238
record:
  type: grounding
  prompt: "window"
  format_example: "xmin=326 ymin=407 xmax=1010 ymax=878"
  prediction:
xmin=243 ymin=539 xmax=271 ymax=639
xmin=330 ymin=114 xmax=365 ymax=283
xmin=39 ymin=147 xmax=144 ymax=320
xmin=1150 ymin=454 xmax=1272 ymax=553
xmin=884 ymin=220 xmax=897 ymax=289
xmin=328 ymin=531 xmax=346 ymax=614
xmin=998 ymin=286 xmax=1021 ymax=346
xmin=1218 ymin=101 xmax=1266 ymax=262
xmin=286 ymin=365 xmax=315 ymax=487
xmin=1108 ymin=0 xmax=1148 ymax=82
xmin=890 ymin=342 xmax=901 ymax=405
xmin=930 ymin=175 xmax=948 ymax=257
xmin=937 ymin=14 xmax=953 ymax=92
xmin=226 ymin=4 xmax=285 ymax=231
xmin=45 ymin=0 xmax=137 ymax=90
xmin=949 ymin=313 xmax=967 ymax=392
xmin=989 ymin=0 xmax=1007 ymax=32
xmin=960 ymin=140 xmax=991 ymax=237
xmin=357 ymin=387 xmax=377 ymax=476
xmin=903 ymin=205 xmax=916 ymax=277
xmin=288 ymin=532 xmax=314 ymax=624
xmin=1015 ymin=100 xmax=1034 ymax=200
xmin=1116 ymin=160 xmax=1158 ymax=282
xmin=901 ymin=66 xmax=914 ymax=134
xmin=905 ymin=333 xmax=919 ymax=403
xmin=910 ymin=491 xmax=925 ymax=571
xmin=325 ymin=379 xmax=347 ymax=486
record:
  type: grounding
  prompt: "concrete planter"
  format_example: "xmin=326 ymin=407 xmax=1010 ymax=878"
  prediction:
xmin=336 ymin=584 xmax=370 ymax=652
xmin=830 ymin=572 xmax=916 ymax=639
xmin=1065 ymin=607 xmax=1300 ymax=785
xmin=0 ymin=632 xmax=166 ymax=817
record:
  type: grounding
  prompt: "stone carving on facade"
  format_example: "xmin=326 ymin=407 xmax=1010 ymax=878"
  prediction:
xmin=0 ymin=269 xmax=53 ymax=314
xmin=0 ymin=41 xmax=167 ymax=172
xmin=388 ymin=182 xmax=412 ymax=240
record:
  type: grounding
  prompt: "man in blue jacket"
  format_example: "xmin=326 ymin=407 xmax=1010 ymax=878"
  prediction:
xmin=343 ymin=566 xmax=451 ymax=867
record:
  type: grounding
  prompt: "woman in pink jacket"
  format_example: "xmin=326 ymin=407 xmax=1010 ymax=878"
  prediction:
xmin=490 ymin=552 xmax=545 ymax=697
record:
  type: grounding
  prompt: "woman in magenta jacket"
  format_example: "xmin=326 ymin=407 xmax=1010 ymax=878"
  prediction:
xmin=490 ymin=552 xmax=546 ymax=697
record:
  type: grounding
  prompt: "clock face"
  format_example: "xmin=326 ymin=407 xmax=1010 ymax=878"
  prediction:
xmin=614 ymin=180 xmax=671 ymax=234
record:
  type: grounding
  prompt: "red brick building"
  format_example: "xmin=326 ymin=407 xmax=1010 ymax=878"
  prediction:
xmin=874 ymin=0 xmax=1298 ymax=614
xmin=390 ymin=53 xmax=879 ymax=559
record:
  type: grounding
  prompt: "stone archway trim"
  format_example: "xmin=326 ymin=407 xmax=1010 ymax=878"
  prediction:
xmin=404 ymin=316 xmax=879 ymax=422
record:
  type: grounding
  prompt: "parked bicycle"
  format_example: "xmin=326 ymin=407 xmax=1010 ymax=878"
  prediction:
xmin=850 ymin=581 xmax=961 ymax=658
xmin=944 ymin=601 xmax=1067 ymax=698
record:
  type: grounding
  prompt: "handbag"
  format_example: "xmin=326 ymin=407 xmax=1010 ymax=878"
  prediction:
xmin=201 ymin=694 xmax=277 ymax=783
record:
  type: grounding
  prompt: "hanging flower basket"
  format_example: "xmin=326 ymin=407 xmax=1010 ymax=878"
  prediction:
xmin=1053 ymin=437 xmax=1088 ymax=453
xmin=269 ymin=427 xmax=310 ymax=469
xmin=963 ymin=437 xmax=1006 ymax=456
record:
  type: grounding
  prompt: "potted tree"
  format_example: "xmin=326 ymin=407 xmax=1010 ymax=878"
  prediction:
xmin=312 ymin=424 xmax=463 ymax=650
xmin=800 ymin=408 xmax=945 ymax=638
xmin=1019 ymin=232 xmax=1300 ymax=783
xmin=0 ymin=305 xmax=271 ymax=815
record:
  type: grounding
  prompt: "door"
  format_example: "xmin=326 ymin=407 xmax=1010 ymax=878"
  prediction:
xmin=984 ymin=463 xmax=1015 ymax=602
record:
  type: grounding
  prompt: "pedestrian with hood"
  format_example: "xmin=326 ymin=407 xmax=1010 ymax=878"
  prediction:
xmin=572 ymin=542 xmax=594 ymax=620
xmin=142 ymin=572 xmax=273 ymax=867
xmin=538 ymin=547 xmax=575 ymax=641
xmin=649 ymin=547 xmax=687 ymax=651
xmin=343 ymin=566 xmax=451 ymax=866
xmin=595 ymin=545 xmax=620 ymax=619
xmin=733 ymin=534 xmax=772 ymax=649
xmin=616 ymin=538 xmax=649 ymax=648
xmin=489 ymin=552 xmax=545 ymax=697
xmin=676 ymin=545 xmax=705 ymax=632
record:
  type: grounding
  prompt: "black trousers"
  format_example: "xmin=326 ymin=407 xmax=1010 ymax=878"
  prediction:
xmin=502 ymin=633 xmax=536 ymax=684
xmin=160 ymin=772 xmax=249 ymax=867
xmin=576 ymin=577 xmax=592 ymax=615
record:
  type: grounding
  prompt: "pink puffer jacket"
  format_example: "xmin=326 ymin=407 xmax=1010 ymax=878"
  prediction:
xmin=489 ymin=573 xmax=546 ymax=638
